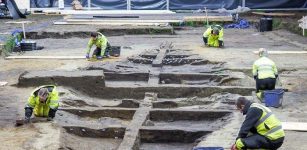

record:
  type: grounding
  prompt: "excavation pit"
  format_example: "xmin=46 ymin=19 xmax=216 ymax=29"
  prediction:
xmin=63 ymin=126 xmax=126 ymax=139
xmin=59 ymin=108 xmax=136 ymax=120
xmin=149 ymin=109 xmax=231 ymax=122
xmin=159 ymin=73 xmax=230 ymax=85
xmin=18 ymin=70 xmax=254 ymax=99
xmin=57 ymin=109 xmax=130 ymax=150
xmin=152 ymin=93 xmax=241 ymax=109
xmin=104 ymin=72 xmax=149 ymax=87
xmin=14 ymin=46 xmax=254 ymax=150
xmin=138 ymin=110 xmax=232 ymax=150
xmin=104 ymin=72 xmax=149 ymax=81
xmin=128 ymin=55 xmax=217 ymax=66
xmin=161 ymin=65 xmax=225 ymax=73
xmin=148 ymin=110 xmax=232 ymax=128
xmin=140 ymin=128 xmax=212 ymax=143
xmin=60 ymin=126 xmax=125 ymax=150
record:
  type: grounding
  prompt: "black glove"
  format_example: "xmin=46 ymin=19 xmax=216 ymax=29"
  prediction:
xmin=24 ymin=107 xmax=33 ymax=123
xmin=218 ymin=40 xmax=224 ymax=48
xmin=203 ymin=37 xmax=208 ymax=45
xmin=275 ymin=74 xmax=278 ymax=78
xmin=48 ymin=108 xmax=57 ymax=119
xmin=254 ymin=75 xmax=257 ymax=80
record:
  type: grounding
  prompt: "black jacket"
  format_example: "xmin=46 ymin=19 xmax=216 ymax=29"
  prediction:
xmin=237 ymin=102 xmax=263 ymax=139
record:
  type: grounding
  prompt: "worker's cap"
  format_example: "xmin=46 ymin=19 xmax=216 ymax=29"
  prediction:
xmin=38 ymin=88 xmax=49 ymax=100
xmin=212 ymin=27 xmax=219 ymax=35
xmin=258 ymin=48 xmax=268 ymax=57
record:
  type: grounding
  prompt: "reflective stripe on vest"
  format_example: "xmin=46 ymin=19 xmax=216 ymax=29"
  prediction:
xmin=254 ymin=58 xmax=276 ymax=79
xmin=258 ymin=64 xmax=274 ymax=76
xmin=250 ymin=103 xmax=285 ymax=140
xmin=254 ymin=103 xmax=272 ymax=127
xmin=264 ymin=125 xmax=283 ymax=136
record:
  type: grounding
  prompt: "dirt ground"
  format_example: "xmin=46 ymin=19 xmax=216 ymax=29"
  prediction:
xmin=1 ymin=14 xmax=307 ymax=150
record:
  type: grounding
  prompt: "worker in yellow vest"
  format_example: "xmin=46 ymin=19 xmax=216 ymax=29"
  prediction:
xmin=86 ymin=32 xmax=112 ymax=60
xmin=24 ymin=85 xmax=59 ymax=122
xmin=203 ymin=24 xmax=224 ymax=48
xmin=231 ymin=97 xmax=284 ymax=150
xmin=253 ymin=48 xmax=278 ymax=100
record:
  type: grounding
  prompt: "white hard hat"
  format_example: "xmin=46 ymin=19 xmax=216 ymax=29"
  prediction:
xmin=38 ymin=88 xmax=49 ymax=100
xmin=258 ymin=48 xmax=268 ymax=57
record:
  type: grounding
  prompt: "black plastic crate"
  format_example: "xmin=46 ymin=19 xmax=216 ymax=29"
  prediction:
xmin=20 ymin=40 xmax=36 ymax=51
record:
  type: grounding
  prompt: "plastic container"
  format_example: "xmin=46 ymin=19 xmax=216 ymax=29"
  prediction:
xmin=20 ymin=40 xmax=36 ymax=51
xmin=110 ymin=46 xmax=121 ymax=57
xmin=264 ymin=89 xmax=284 ymax=108
xmin=259 ymin=17 xmax=273 ymax=32
xmin=193 ymin=147 xmax=224 ymax=150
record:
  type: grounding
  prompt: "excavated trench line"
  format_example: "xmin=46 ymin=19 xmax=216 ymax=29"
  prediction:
xmin=18 ymin=47 xmax=254 ymax=149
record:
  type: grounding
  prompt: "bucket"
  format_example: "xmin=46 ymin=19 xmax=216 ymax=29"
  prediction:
xmin=20 ymin=40 xmax=36 ymax=51
xmin=264 ymin=89 xmax=284 ymax=108
xmin=193 ymin=147 xmax=224 ymax=150
xmin=259 ymin=17 xmax=272 ymax=32
xmin=110 ymin=46 xmax=121 ymax=57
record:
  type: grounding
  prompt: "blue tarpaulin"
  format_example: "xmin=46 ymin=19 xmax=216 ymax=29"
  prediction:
xmin=224 ymin=19 xmax=250 ymax=29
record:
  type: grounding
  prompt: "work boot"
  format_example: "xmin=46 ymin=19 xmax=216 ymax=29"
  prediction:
xmin=97 ymin=56 xmax=103 ymax=60
xmin=24 ymin=117 xmax=31 ymax=124
xmin=104 ymin=51 xmax=110 ymax=58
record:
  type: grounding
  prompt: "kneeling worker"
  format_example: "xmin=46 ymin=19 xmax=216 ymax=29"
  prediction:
xmin=24 ymin=85 xmax=59 ymax=122
xmin=232 ymin=97 xmax=284 ymax=150
xmin=253 ymin=48 xmax=278 ymax=100
xmin=86 ymin=32 xmax=112 ymax=60
xmin=203 ymin=24 xmax=224 ymax=48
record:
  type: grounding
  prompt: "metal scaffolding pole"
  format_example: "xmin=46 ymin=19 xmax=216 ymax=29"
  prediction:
xmin=127 ymin=0 xmax=131 ymax=10
xmin=242 ymin=0 xmax=245 ymax=7
xmin=88 ymin=0 xmax=91 ymax=9
xmin=166 ymin=0 xmax=169 ymax=10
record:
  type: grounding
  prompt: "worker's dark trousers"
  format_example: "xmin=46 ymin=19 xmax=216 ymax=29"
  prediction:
xmin=256 ymin=78 xmax=276 ymax=93
xmin=48 ymin=108 xmax=57 ymax=118
xmin=93 ymin=42 xmax=112 ymax=56
xmin=203 ymin=37 xmax=208 ymax=45
xmin=241 ymin=134 xmax=284 ymax=150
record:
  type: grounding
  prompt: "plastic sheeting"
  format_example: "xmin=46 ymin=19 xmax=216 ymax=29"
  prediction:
xmin=91 ymin=0 xmax=126 ymax=10
xmin=246 ymin=0 xmax=307 ymax=9
xmin=224 ymin=19 xmax=250 ymax=29
xmin=5 ymin=0 xmax=26 ymax=19
xmin=170 ymin=0 xmax=239 ymax=10
xmin=30 ymin=0 xmax=88 ymax=8
xmin=30 ymin=0 xmax=307 ymax=9
xmin=131 ymin=0 xmax=166 ymax=10
xmin=30 ymin=0 xmax=55 ymax=8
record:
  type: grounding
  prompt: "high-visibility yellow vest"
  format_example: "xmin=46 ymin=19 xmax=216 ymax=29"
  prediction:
xmin=26 ymin=85 xmax=59 ymax=117
xmin=86 ymin=32 xmax=108 ymax=54
xmin=252 ymin=57 xmax=278 ymax=79
xmin=203 ymin=25 xmax=224 ymax=47
xmin=250 ymin=103 xmax=285 ymax=140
